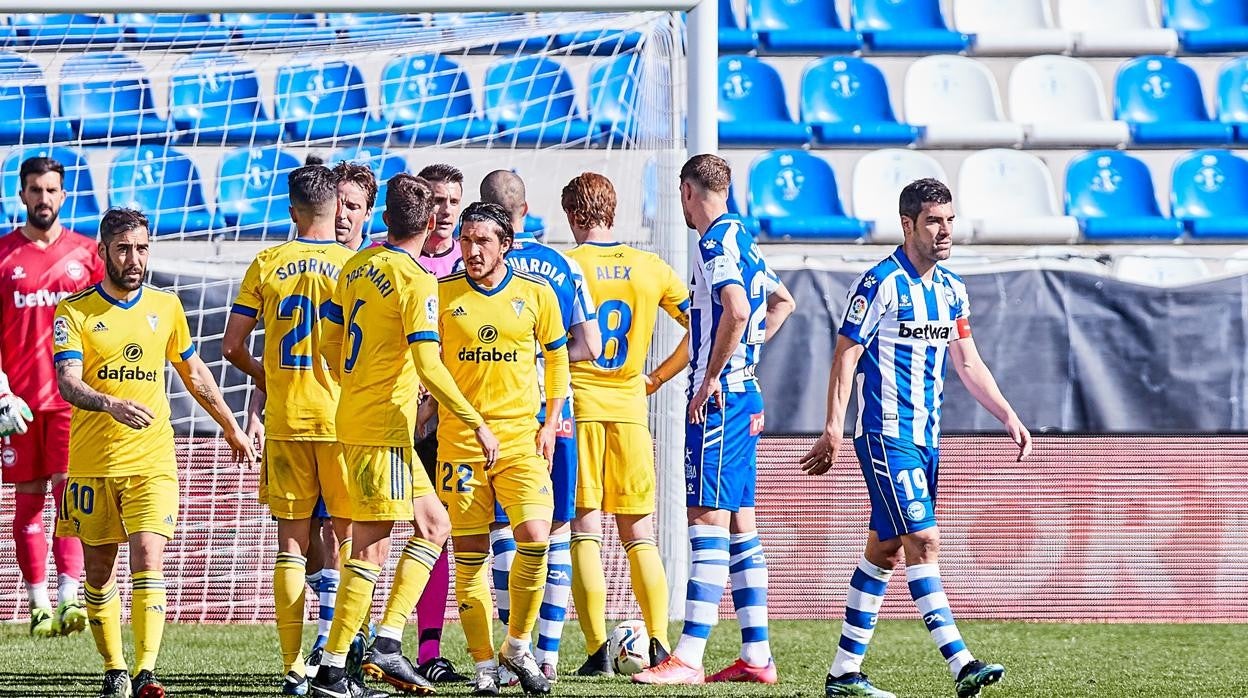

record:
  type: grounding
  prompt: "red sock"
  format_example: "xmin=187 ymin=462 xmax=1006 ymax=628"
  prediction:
xmin=415 ymin=544 xmax=451 ymax=663
xmin=50 ymin=479 xmax=83 ymax=581
xmin=13 ymin=491 xmax=48 ymax=587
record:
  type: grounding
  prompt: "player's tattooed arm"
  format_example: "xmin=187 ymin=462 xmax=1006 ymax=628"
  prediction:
xmin=173 ymin=354 xmax=258 ymax=464
xmin=56 ymin=358 xmax=156 ymax=429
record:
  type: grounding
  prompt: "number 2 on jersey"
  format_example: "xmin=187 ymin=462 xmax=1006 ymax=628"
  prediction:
xmin=596 ymin=299 xmax=633 ymax=369
xmin=440 ymin=462 xmax=472 ymax=493
xmin=277 ymin=294 xmax=315 ymax=369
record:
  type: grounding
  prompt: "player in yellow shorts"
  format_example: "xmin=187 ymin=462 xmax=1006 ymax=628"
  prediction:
xmin=435 ymin=201 xmax=570 ymax=696
xmin=221 ymin=164 xmax=358 ymax=694
xmin=309 ymin=175 xmax=499 ymax=698
xmin=52 ymin=208 xmax=254 ymax=698
xmin=562 ymin=173 xmax=692 ymax=674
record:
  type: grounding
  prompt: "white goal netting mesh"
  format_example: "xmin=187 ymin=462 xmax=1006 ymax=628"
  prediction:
xmin=0 ymin=10 xmax=688 ymax=623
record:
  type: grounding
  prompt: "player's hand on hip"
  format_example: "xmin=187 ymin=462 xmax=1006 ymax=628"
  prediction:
xmin=537 ymin=423 xmax=557 ymax=469
xmin=687 ymin=380 xmax=719 ymax=424
xmin=1007 ymin=415 xmax=1032 ymax=461
xmin=0 ymin=391 xmax=33 ymax=436
xmin=107 ymin=399 xmax=155 ymax=430
xmin=224 ymin=426 xmax=259 ymax=466
xmin=475 ymin=424 xmax=500 ymax=470
xmin=799 ymin=430 xmax=841 ymax=476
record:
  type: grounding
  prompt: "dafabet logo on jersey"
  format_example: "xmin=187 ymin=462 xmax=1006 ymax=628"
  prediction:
xmin=97 ymin=342 xmax=159 ymax=382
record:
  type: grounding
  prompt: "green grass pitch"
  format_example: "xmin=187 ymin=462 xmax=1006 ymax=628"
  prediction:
xmin=2 ymin=620 xmax=1246 ymax=697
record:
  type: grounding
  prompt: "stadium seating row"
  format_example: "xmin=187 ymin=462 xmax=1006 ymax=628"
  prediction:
xmin=0 ymin=51 xmax=640 ymax=147
xmin=722 ymin=54 xmax=1248 ymax=148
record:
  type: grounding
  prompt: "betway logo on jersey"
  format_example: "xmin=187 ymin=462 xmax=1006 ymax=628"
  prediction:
xmin=457 ymin=347 xmax=519 ymax=363
xmin=96 ymin=364 xmax=160 ymax=383
xmin=13 ymin=289 xmax=72 ymax=308
xmin=897 ymin=321 xmax=958 ymax=342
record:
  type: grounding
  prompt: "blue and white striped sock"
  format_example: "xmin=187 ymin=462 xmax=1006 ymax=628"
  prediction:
xmin=490 ymin=527 xmax=516 ymax=625
xmin=534 ymin=531 xmax=572 ymax=668
xmin=829 ymin=557 xmax=892 ymax=677
xmin=311 ymin=569 xmax=339 ymax=643
xmin=907 ymin=563 xmax=973 ymax=679
xmin=673 ymin=524 xmax=730 ymax=668
xmin=729 ymin=531 xmax=771 ymax=666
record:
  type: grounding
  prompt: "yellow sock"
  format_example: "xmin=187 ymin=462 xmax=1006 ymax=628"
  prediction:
xmin=624 ymin=539 xmax=670 ymax=648
xmin=454 ymin=551 xmax=494 ymax=662
xmin=571 ymin=533 xmax=608 ymax=651
xmin=84 ymin=581 xmax=126 ymax=672
xmin=337 ymin=540 xmax=376 ymax=637
xmin=508 ymin=541 xmax=548 ymax=641
xmin=326 ymin=559 xmax=380 ymax=657
xmin=274 ymin=552 xmax=308 ymax=673
xmin=378 ymin=538 xmax=440 ymax=637
xmin=131 ymin=571 xmax=167 ymax=673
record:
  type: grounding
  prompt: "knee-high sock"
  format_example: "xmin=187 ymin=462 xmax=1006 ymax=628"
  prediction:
xmin=314 ymin=568 xmax=339 ymax=642
xmin=131 ymin=571 xmax=167 ymax=673
xmin=49 ymin=480 xmax=82 ymax=603
xmin=729 ymin=532 xmax=771 ymax=666
xmin=569 ymin=532 xmax=607 ymax=652
xmin=908 ymin=563 xmax=974 ymax=679
xmin=84 ymin=581 xmax=125 ymax=671
xmin=489 ymin=528 xmax=516 ymax=625
xmin=336 ymin=539 xmax=372 ymax=637
xmin=326 ymin=559 xmax=380 ymax=660
xmin=377 ymin=538 xmax=441 ymax=644
xmin=14 ymin=491 xmax=49 ymax=608
xmin=415 ymin=544 xmax=451 ymax=663
xmin=454 ymin=551 xmax=494 ymax=663
xmin=507 ymin=542 xmax=549 ymax=645
xmin=830 ymin=556 xmax=892 ymax=677
xmin=673 ymin=525 xmax=730 ymax=668
xmin=624 ymin=538 xmax=669 ymax=649
xmin=534 ymin=532 xmax=571 ymax=667
xmin=274 ymin=552 xmax=308 ymax=673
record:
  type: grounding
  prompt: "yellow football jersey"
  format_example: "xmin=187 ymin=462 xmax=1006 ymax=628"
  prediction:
xmin=52 ymin=284 xmax=195 ymax=477
xmin=566 ymin=243 xmax=689 ymax=424
xmin=437 ymin=268 xmax=567 ymax=463
xmin=232 ymin=239 xmax=354 ymax=440
xmin=324 ymin=244 xmax=441 ymax=447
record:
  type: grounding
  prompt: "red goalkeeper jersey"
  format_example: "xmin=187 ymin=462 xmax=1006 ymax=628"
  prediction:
xmin=0 ymin=228 xmax=102 ymax=411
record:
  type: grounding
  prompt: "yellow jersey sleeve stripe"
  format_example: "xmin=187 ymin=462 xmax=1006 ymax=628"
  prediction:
xmin=407 ymin=330 xmax=439 ymax=344
xmin=322 ymin=300 xmax=344 ymax=324
xmin=53 ymin=350 xmax=82 ymax=363
xmin=544 ymin=335 xmax=568 ymax=352
xmin=177 ymin=345 xmax=195 ymax=361
xmin=230 ymin=303 xmax=259 ymax=318
xmin=678 ymin=298 xmax=691 ymax=312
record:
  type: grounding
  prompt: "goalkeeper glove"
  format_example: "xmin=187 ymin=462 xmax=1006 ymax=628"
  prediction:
xmin=0 ymin=369 xmax=33 ymax=437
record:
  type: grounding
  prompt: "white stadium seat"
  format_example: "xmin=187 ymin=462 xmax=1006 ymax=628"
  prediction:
xmin=956 ymin=149 xmax=1081 ymax=243
xmin=904 ymin=55 xmax=1024 ymax=147
xmin=1057 ymin=0 xmax=1179 ymax=56
xmin=1113 ymin=247 xmax=1212 ymax=286
xmin=850 ymin=149 xmax=970 ymax=243
xmin=1009 ymin=55 xmax=1130 ymax=147
xmin=954 ymin=0 xmax=1072 ymax=55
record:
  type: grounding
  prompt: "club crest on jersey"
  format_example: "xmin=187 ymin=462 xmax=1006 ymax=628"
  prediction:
xmin=65 ymin=260 xmax=85 ymax=281
xmin=53 ymin=316 xmax=70 ymax=345
xmin=1 ymin=445 xmax=16 ymax=467
xmin=510 ymin=297 xmax=525 ymax=317
xmin=147 ymin=314 xmax=159 ymax=332
xmin=944 ymin=286 xmax=956 ymax=304
xmin=846 ymin=295 xmax=868 ymax=324
xmin=906 ymin=501 xmax=926 ymax=521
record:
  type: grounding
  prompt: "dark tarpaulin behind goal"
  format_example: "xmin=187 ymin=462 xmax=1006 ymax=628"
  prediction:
xmin=757 ymin=268 xmax=1248 ymax=434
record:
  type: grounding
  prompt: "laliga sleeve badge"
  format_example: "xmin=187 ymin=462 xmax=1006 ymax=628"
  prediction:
xmin=846 ymin=295 xmax=868 ymax=324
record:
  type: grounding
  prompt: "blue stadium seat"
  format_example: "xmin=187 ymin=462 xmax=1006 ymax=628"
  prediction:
xmin=749 ymin=0 xmax=862 ymax=54
xmin=555 ymin=30 xmax=643 ymax=55
xmin=380 ymin=54 xmax=492 ymax=145
xmin=800 ymin=56 xmax=920 ymax=146
xmin=748 ymin=150 xmax=867 ymax=240
xmin=169 ymin=52 xmax=283 ymax=146
xmin=220 ymin=14 xmax=335 ymax=44
xmin=11 ymin=14 xmax=124 ymax=47
xmin=1163 ymin=0 xmax=1248 ymax=53
xmin=1217 ymin=57 xmax=1248 ymax=143
xmin=0 ymin=18 xmax=15 ymax=47
xmin=328 ymin=146 xmax=411 ymax=235
xmin=588 ymin=54 xmax=641 ymax=142
xmin=118 ymin=14 xmax=232 ymax=46
xmin=852 ymin=0 xmax=972 ymax=53
xmin=59 ymin=53 xmax=172 ymax=143
xmin=0 ymin=52 xmax=74 ymax=144
xmin=325 ymin=13 xmax=425 ymax=40
xmin=214 ymin=146 xmax=300 ymax=238
xmin=1064 ymin=150 xmax=1184 ymax=240
xmin=1115 ymin=57 xmax=1234 ymax=146
xmin=1 ymin=146 xmax=100 ymax=234
xmin=1170 ymin=149 xmax=1248 ymax=239
xmin=718 ymin=0 xmax=759 ymax=53
xmin=718 ymin=56 xmax=811 ymax=147
xmin=727 ymin=182 xmax=761 ymax=237
xmin=483 ymin=56 xmax=595 ymax=147
xmin=109 ymin=145 xmax=214 ymax=236
xmin=276 ymin=58 xmax=387 ymax=143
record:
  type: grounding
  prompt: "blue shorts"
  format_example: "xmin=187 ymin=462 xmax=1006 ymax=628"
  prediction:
xmin=495 ymin=400 xmax=576 ymax=525
xmin=854 ymin=433 xmax=939 ymax=541
xmin=312 ymin=496 xmax=329 ymax=520
xmin=684 ymin=390 xmax=764 ymax=513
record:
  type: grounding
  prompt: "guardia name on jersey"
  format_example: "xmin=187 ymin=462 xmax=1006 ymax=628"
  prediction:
xmin=838 ymin=248 xmax=971 ymax=447
xmin=689 ymin=214 xmax=780 ymax=394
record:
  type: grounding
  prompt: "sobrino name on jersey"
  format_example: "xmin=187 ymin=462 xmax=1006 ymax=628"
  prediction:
xmin=273 ymin=258 xmax=341 ymax=282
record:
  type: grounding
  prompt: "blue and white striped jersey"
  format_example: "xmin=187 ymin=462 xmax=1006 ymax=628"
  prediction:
xmin=689 ymin=214 xmax=781 ymax=394
xmin=839 ymin=247 xmax=971 ymax=447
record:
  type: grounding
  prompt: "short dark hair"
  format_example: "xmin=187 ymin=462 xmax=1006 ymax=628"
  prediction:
xmin=680 ymin=154 xmax=731 ymax=193
xmin=99 ymin=207 xmax=149 ymax=244
xmin=417 ymin=163 xmax=464 ymax=185
xmin=899 ymin=178 xmax=953 ymax=221
xmin=459 ymin=201 xmax=514 ymax=248
xmin=19 ymin=156 xmax=65 ymax=190
xmin=288 ymin=165 xmax=338 ymax=212
xmin=385 ymin=174 xmax=435 ymax=241
xmin=304 ymin=153 xmax=325 ymax=166
xmin=478 ymin=170 xmax=526 ymax=223
xmin=332 ymin=161 xmax=378 ymax=210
